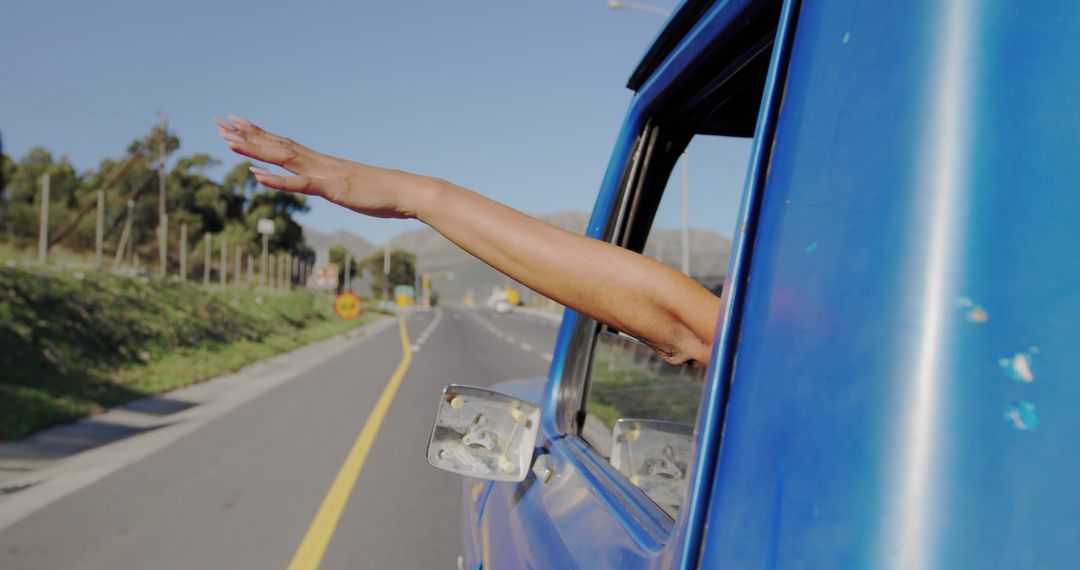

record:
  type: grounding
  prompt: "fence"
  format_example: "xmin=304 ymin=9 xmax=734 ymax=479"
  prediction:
xmin=4 ymin=176 xmax=311 ymax=291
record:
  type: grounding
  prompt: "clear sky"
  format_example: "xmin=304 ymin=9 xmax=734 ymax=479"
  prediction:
xmin=1 ymin=0 xmax=750 ymax=244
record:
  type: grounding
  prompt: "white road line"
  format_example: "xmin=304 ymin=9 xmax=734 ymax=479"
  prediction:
xmin=412 ymin=308 xmax=443 ymax=348
xmin=543 ymin=353 xmax=553 ymax=362
xmin=520 ymin=343 xmax=532 ymax=351
xmin=505 ymin=336 xmax=516 ymax=343
xmin=411 ymin=344 xmax=421 ymax=352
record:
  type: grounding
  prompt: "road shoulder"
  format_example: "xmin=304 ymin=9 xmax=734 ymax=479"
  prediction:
xmin=0 ymin=315 xmax=398 ymax=533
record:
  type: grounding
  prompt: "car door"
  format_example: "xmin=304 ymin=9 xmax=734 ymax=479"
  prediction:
xmin=468 ymin=1 xmax=798 ymax=568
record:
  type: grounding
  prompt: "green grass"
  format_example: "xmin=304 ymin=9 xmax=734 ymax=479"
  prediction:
xmin=586 ymin=338 xmax=705 ymax=431
xmin=0 ymin=266 xmax=379 ymax=441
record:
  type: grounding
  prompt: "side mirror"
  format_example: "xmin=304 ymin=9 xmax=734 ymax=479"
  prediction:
xmin=426 ymin=385 xmax=540 ymax=482
xmin=610 ymin=419 xmax=693 ymax=510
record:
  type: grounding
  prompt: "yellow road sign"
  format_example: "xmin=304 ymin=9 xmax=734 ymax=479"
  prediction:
xmin=334 ymin=292 xmax=363 ymax=320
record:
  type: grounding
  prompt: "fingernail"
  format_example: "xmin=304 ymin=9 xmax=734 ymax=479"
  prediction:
xmin=228 ymin=115 xmax=253 ymax=127
xmin=249 ymin=166 xmax=270 ymax=176
xmin=222 ymin=132 xmax=245 ymax=143
xmin=212 ymin=116 xmax=237 ymax=131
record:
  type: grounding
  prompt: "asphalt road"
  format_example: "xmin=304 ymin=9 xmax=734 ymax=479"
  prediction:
xmin=0 ymin=307 xmax=558 ymax=570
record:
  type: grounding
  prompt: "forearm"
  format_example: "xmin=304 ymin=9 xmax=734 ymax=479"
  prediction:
xmin=415 ymin=177 xmax=720 ymax=365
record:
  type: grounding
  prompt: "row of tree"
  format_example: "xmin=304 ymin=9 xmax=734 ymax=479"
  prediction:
xmin=0 ymin=125 xmax=313 ymax=273
xmin=328 ymin=246 xmax=416 ymax=298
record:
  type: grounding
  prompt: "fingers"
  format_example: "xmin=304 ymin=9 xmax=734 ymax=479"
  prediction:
xmin=248 ymin=166 xmax=319 ymax=195
xmin=213 ymin=115 xmax=316 ymax=172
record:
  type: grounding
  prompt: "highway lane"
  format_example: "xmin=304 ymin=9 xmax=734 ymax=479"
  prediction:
xmin=0 ymin=307 xmax=558 ymax=570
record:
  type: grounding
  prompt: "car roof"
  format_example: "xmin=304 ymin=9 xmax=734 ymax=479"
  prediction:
xmin=627 ymin=0 xmax=771 ymax=91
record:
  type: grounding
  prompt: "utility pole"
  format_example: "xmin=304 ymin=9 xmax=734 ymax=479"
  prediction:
xmin=37 ymin=173 xmax=49 ymax=265
xmin=203 ymin=233 xmax=211 ymax=286
xmin=260 ymin=236 xmax=268 ymax=288
xmin=681 ymin=150 xmax=690 ymax=276
xmin=415 ymin=256 xmax=421 ymax=307
xmin=179 ymin=223 xmax=187 ymax=280
xmin=344 ymin=255 xmax=351 ymax=293
xmin=383 ymin=242 xmax=390 ymax=303
xmin=157 ymin=112 xmax=168 ymax=278
xmin=94 ymin=190 xmax=104 ymax=268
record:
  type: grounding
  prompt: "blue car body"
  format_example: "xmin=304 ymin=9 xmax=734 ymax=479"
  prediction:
xmin=463 ymin=0 xmax=1080 ymax=568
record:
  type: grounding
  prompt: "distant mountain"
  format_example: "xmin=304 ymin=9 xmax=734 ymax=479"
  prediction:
xmin=302 ymin=226 xmax=375 ymax=260
xmin=384 ymin=210 xmax=591 ymax=267
xmin=330 ymin=210 xmax=732 ymax=306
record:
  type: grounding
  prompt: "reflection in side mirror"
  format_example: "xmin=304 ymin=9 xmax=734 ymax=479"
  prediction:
xmin=610 ymin=419 xmax=693 ymax=511
xmin=426 ymin=385 xmax=540 ymax=482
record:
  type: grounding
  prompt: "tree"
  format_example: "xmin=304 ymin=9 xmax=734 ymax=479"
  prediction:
xmin=1 ymin=148 xmax=83 ymax=246
xmin=359 ymin=250 xmax=416 ymax=299
xmin=0 ymin=125 xmax=319 ymax=267
xmin=245 ymin=186 xmax=309 ymax=255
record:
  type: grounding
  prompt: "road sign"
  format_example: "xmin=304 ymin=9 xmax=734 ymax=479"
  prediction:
xmin=312 ymin=264 xmax=339 ymax=290
xmin=257 ymin=219 xmax=275 ymax=235
xmin=334 ymin=292 xmax=363 ymax=320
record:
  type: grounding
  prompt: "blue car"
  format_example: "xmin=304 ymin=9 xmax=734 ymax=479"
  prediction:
xmin=428 ymin=0 xmax=1080 ymax=567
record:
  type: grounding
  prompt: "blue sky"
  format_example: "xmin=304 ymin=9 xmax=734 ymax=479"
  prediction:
xmin=1 ymin=0 xmax=749 ymax=243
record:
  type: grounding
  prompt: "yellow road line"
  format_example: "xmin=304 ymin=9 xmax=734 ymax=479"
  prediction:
xmin=287 ymin=318 xmax=413 ymax=570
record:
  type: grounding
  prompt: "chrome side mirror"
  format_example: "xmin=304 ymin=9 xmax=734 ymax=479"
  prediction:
xmin=426 ymin=385 xmax=540 ymax=482
xmin=610 ymin=419 xmax=693 ymax=510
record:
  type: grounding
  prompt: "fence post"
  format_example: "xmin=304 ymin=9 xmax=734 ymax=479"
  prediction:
xmin=203 ymin=233 xmax=211 ymax=286
xmin=270 ymin=254 xmax=276 ymax=290
xmin=220 ymin=239 xmax=227 ymax=287
xmin=112 ymin=199 xmax=135 ymax=271
xmin=37 ymin=173 xmax=49 ymax=265
xmin=287 ymin=254 xmax=293 ymax=289
xmin=247 ymin=254 xmax=253 ymax=285
xmin=234 ymin=246 xmax=241 ymax=287
xmin=179 ymin=223 xmax=187 ymax=281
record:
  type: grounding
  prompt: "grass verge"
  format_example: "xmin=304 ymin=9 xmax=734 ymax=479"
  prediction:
xmin=0 ymin=266 xmax=378 ymax=441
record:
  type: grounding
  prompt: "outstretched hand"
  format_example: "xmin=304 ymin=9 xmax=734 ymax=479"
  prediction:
xmin=214 ymin=115 xmax=427 ymax=220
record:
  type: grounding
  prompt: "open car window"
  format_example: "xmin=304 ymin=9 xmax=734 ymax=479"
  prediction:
xmin=571 ymin=11 xmax=780 ymax=515
xmin=580 ymin=132 xmax=749 ymax=517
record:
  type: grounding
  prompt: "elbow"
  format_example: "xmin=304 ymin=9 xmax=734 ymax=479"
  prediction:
xmin=651 ymin=324 xmax=714 ymax=368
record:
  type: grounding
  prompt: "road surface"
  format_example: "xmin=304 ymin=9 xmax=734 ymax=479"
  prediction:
xmin=0 ymin=307 xmax=559 ymax=570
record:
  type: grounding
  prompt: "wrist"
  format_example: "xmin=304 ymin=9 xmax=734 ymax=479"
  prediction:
xmin=407 ymin=175 xmax=449 ymax=222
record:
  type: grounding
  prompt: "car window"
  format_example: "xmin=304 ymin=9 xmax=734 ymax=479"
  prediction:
xmin=580 ymin=132 xmax=751 ymax=516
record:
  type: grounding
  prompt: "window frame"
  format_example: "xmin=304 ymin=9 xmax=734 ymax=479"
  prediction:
xmin=548 ymin=8 xmax=785 ymax=529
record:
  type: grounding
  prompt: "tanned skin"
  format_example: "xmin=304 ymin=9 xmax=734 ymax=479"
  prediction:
xmin=215 ymin=115 xmax=721 ymax=366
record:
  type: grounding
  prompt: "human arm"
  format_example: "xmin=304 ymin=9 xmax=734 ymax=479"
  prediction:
xmin=215 ymin=116 xmax=721 ymax=365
